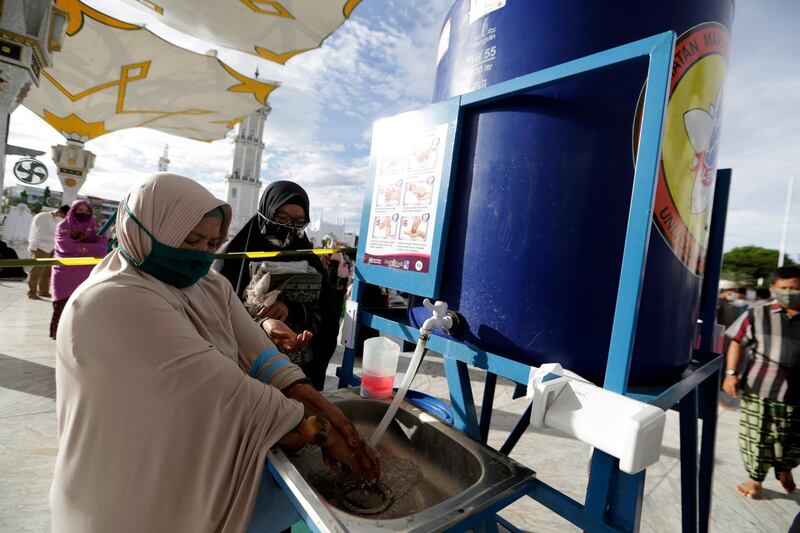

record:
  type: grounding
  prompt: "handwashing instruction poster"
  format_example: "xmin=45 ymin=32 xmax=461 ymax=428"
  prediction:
xmin=363 ymin=121 xmax=450 ymax=274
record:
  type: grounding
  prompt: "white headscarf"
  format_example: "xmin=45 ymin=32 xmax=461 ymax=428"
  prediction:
xmin=2 ymin=202 xmax=33 ymax=242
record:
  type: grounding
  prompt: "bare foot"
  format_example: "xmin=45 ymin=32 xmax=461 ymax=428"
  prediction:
xmin=736 ymin=479 xmax=762 ymax=499
xmin=778 ymin=471 xmax=796 ymax=493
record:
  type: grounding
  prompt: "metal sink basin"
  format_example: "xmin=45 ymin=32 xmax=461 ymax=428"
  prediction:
xmin=268 ymin=388 xmax=535 ymax=532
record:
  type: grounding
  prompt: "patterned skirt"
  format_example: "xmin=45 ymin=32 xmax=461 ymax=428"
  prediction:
xmin=739 ymin=393 xmax=800 ymax=481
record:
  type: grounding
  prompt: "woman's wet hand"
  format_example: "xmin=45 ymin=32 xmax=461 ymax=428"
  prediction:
xmin=283 ymin=384 xmax=377 ymax=478
xmin=320 ymin=424 xmax=380 ymax=485
xmin=315 ymin=404 xmax=380 ymax=484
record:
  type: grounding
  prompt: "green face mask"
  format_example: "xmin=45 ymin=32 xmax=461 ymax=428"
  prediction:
xmin=118 ymin=202 xmax=214 ymax=288
xmin=774 ymin=288 xmax=800 ymax=309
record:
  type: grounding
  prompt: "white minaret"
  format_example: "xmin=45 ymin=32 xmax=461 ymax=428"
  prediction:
xmin=225 ymin=105 xmax=269 ymax=235
xmin=158 ymin=144 xmax=169 ymax=172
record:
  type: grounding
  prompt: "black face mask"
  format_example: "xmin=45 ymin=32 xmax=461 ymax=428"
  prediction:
xmin=74 ymin=212 xmax=92 ymax=222
xmin=258 ymin=213 xmax=303 ymax=249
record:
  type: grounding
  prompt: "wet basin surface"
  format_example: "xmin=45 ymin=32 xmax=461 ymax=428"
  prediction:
xmin=292 ymin=399 xmax=484 ymax=519
xmin=269 ymin=389 xmax=535 ymax=532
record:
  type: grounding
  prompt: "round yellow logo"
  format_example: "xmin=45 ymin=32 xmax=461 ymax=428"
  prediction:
xmin=637 ymin=23 xmax=731 ymax=275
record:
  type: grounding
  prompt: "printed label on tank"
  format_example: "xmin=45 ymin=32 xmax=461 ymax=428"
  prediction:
xmin=634 ymin=22 xmax=730 ymax=276
xmin=458 ymin=17 xmax=498 ymax=94
xmin=468 ymin=0 xmax=506 ymax=24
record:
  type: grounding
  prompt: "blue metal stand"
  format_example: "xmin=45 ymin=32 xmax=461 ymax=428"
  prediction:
xmin=326 ymin=33 xmax=732 ymax=533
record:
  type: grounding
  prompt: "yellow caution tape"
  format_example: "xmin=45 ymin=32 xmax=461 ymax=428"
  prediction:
xmin=0 ymin=247 xmax=356 ymax=268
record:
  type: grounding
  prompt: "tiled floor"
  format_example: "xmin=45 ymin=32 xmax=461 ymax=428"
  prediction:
xmin=1 ymin=279 xmax=797 ymax=532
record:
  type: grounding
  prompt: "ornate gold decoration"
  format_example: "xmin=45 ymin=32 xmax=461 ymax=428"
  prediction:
xmin=43 ymin=110 xmax=110 ymax=139
xmin=220 ymin=62 xmax=277 ymax=103
xmin=343 ymin=0 xmax=361 ymax=17
xmin=253 ymin=0 xmax=360 ymax=64
xmin=42 ymin=61 xmax=216 ymax=137
xmin=55 ymin=0 xmax=140 ymax=36
xmin=0 ymin=29 xmax=47 ymax=69
xmin=254 ymin=46 xmax=311 ymax=65
xmin=240 ymin=0 xmax=294 ymax=18
xmin=42 ymin=61 xmax=149 ymax=107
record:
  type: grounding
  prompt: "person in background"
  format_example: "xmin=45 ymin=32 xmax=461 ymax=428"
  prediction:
xmin=718 ymin=283 xmax=749 ymax=361
xmin=723 ymin=265 xmax=800 ymax=499
xmin=50 ymin=201 xmax=108 ymax=340
xmin=735 ymin=286 xmax=751 ymax=304
xmin=751 ymin=287 xmax=772 ymax=308
xmin=27 ymin=205 xmax=69 ymax=300
xmin=0 ymin=240 xmax=27 ymax=280
xmin=2 ymin=203 xmax=33 ymax=246
xmin=719 ymin=285 xmax=749 ymax=326
xmin=326 ymin=236 xmax=352 ymax=300
xmin=216 ymin=181 xmax=342 ymax=390
xmin=51 ymin=173 xmax=377 ymax=533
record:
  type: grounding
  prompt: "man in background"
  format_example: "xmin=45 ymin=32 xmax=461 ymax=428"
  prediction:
xmin=751 ymin=287 xmax=772 ymax=307
xmin=26 ymin=205 xmax=68 ymax=300
xmin=723 ymin=266 xmax=800 ymax=499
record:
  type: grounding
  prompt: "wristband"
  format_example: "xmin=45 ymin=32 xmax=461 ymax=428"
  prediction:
xmin=281 ymin=377 xmax=312 ymax=394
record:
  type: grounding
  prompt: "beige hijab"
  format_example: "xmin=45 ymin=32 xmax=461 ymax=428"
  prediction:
xmin=52 ymin=173 xmax=307 ymax=533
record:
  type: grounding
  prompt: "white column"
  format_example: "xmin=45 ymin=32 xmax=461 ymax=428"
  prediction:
xmin=778 ymin=176 xmax=796 ymax=267
xmin=52 ymin=141 xmax=96 ymax=205
xmin=224 ymin=106 xmax=269 ymax=235
xmin=0 ymin=113 xmax=8 ymax=208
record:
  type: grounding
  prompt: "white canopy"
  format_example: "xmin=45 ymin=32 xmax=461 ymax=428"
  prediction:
xmin=120 ymin=0 xmax=361 ymax=64
xmin=23 ymin=1 xmax=280 ymax=142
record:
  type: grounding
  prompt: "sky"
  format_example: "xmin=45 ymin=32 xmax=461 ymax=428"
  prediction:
xmin=4 ymin=0 xmax=799 ymax=259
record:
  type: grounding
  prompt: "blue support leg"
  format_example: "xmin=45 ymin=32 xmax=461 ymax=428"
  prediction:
xmin=500 ymin=402 xmax=532 ymax=455
xmin=585 ymin=450 xmax=647 ymax=532
xmin=679 ymin=388 xmax=699 ymax=533
xmin=607 ymin=470 xmax=646 ymax=532
xmin=698 ymin=169 xmax=732 ymax=354
xmin=584 ymin=451 xmax=616 ymax=520
xmin=444 ymin=356 xmax=482 ymax=441
xmin=698 ymin=370 xmax=721 ymax=533
xmin=480 ymin=372 xmax=498 ymax=443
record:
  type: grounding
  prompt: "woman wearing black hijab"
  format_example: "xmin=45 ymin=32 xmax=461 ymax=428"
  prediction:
xmin=216 ymin=181 xmax=343 ymax=390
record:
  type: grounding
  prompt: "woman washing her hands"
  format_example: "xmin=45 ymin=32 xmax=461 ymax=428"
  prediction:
xmin=51 ymin=174 xmax=377 ymax=533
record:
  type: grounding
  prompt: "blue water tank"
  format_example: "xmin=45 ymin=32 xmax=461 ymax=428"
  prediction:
xmin=410 ymin=0 xmax=734 ymax=383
